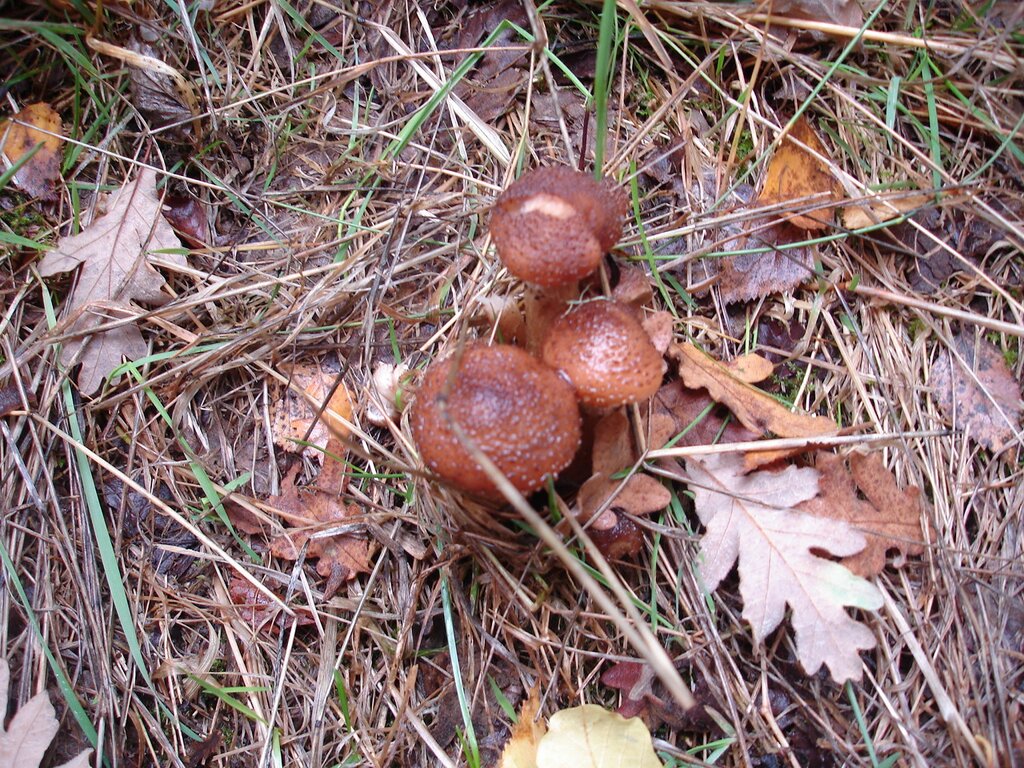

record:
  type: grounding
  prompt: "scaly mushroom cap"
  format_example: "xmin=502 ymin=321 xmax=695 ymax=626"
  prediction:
xmin=541 ymin=300 xmax=666 ymax=408
xmin=490 ymin=166 xmax=629 ymax=287
xmin=411 ymin=344 xmax=582 ymax=497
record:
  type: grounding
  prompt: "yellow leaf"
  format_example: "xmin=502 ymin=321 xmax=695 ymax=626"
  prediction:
xmin=499 ymin=688 xmax=545 ymax=768
xmin=757 ymin=116 xmax=840 ymax=230
xmin=0 ymin=102 xmax=64 ymax=200
xmin=536 ymin=705 xmax=664 ymax=768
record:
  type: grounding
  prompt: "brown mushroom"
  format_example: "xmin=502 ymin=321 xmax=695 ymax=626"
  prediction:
xmin=490 ymin=166 xmax=629 ymax=287
xmin=410 ymin=344 xmax=582 ymax=497
xmin=540 ymin=300 xmax=666 ymax=408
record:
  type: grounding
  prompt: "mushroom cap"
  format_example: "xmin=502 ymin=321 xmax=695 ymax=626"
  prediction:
xmin=410 ymin=344 xmax=582 ymax=497
xmin=540 ymin=300 xmax=666 ymax=408
xmin=490 ymin=166 xmax=629 ymax=287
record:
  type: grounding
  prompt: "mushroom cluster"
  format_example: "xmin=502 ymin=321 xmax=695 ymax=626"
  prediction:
xmin=410 ymin=166 xmax=666 ymax=498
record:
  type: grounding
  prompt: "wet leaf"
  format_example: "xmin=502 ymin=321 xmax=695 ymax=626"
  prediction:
xmin=0 ymin=659 xmax=92 ymax=768
xmin=0 ymin=103 xmax=63 ymax=200
xmin=670 ymin=342 xmax=836 ymax=439
xmin=931 ymin=333 xmax=1021 ymax=451
xmin=756 ymin=116 xmax=840 ymax=231
xmin=37 ymin=167 xmax=186 ymax=393
xmin=798 ymin=453 xmax=929 ymax=577
xmin=687 ymin=453 xmax=882 ymax=682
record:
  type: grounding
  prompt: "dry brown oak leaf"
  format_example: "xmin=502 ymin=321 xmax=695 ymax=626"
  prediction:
xmin=670 ymin=342 xmax=836 ymax=439
xmin=0 ymin=659 xmax=92 ymax=768
xmin=687 ymin=453 xmax=882 ymax=683
xmin=931 ymin=332 xmax=1022 ymax=451
xmin=798 ymin=452 xmax=930 ymax=577
xmin=38 ymin=167 xmax=185 ymax=393
xmin=230 ymin=444 xmax=371 ymax=598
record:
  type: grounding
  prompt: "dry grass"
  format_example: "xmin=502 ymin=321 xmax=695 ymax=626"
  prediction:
xmin=1 ymin=1 xmax=1022 ymax=766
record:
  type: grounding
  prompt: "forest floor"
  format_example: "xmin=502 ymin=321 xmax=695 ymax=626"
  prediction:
xmin=0 ymin=1 xmax=1022 ymax=767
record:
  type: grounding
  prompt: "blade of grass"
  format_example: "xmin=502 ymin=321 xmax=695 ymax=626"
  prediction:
xmin=592 ymin=0 xmax=618 ymax=176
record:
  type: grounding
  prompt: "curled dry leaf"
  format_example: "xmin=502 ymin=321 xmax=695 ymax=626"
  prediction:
xmin=670 ymin=342 xmax=836 ymax=440
xmin=757 ymin=116 xmax=840 ymax=231
xmin=576 ymin=409 xmax=671 ymax=558
xmin=931 ymin=332 xmax=1022 ymax=451
xmin=0 ymin=659 xmax=92 ymax=768
xmin=498 ymin=687 xmax=545 ymax=768
xmin=37 ymin=167 xmax=186 ymax=393
xmin=0 ymin=102 xmax=64 ymax=200
xmin=601 ymin=660 xmax=721 ymax=733
xmin=798 ymin=453 xmax=930 ymax=577
xmin=687 ymin=453 xmax=882 ymax=682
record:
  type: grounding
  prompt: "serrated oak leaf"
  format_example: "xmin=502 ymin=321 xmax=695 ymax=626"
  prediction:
xmin=38 ymin=167 xmax=185 ymax=393
xmin=687 ymin=454 xmax=882 ymax=682
xmin=798 ymin=453 xmax=929 ymax=577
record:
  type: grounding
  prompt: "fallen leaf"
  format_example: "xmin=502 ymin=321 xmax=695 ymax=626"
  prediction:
xmin=162 ymin=191 xmax=210 ymax=247
xmin=760 ymin=0 xmax=864 ymax=28
xmin=127 ymin=38 xmax=200 ymax=142
xmin=229 ymin=446 xmax=372 ymax=598
xmin=0 ymin=103 xmax=63 ymax=200
xmin=498 ymin=687 xmax=545 ymax=768
xmin=601 ymin=660 xmax=720 ymax=732
xmin=649 ymin=380 xmax=759 ymax=452
xmin=687 ymin=453 xmax=882 ymax=682
xmin=712 ymin=216 xmax=817 ymax=304
xmin=227 ymin=576 xmax=316 ymax=633
xmin=271 ymin=363 xmax=353 ymax=462
xmin=931 ymin=333 xmax=1022 ymax=451
xmin=841 ymin=192 xmax=932 ymax=231
xmin=798 ymin=453 xmax=929 ymax=577
xmin=451 ymin=0 xmax=530 ymax=123
xmin=535 ymin=705 xmax=664 ymax=768
xmin=727 ymin=352 xmax=774 ymax=383
xmin=756 ymin=116 xmax=840 ymax=231
xmin=0 ymin=659 xmax=92 ymax=768
xmin=38 ymin=167 xmax=186 ymax=393
xmin=670 ymin=342 xmax=836 ymax=439
xmin=575 ymin=409 xmax=671 ymax=558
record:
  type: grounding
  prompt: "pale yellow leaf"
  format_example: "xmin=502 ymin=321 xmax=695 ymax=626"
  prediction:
xmin=535 ymin=705 xmax=664 ymax=768
xmin=499 ymin=688 xmax=545 ymax=768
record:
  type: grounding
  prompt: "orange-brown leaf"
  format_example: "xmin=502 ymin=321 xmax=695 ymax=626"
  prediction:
xmin=798 ymin=453 xmax=929 ymax=577
xmin=0 ymin=102 xmax=63 ymax=200
xmin=670 ymin=342 xmax=836 ymax=439
xmin=757 ymin=116 xmax=840 ymax=231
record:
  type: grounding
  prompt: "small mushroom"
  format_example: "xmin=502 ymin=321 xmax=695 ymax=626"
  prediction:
xmin=490 ymin=166 xmax=629 ymax=287
xmin=540 ymin=300 xmax=666 ymax=408
xmin=410 ymin=344 xmax=582 ymax=497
